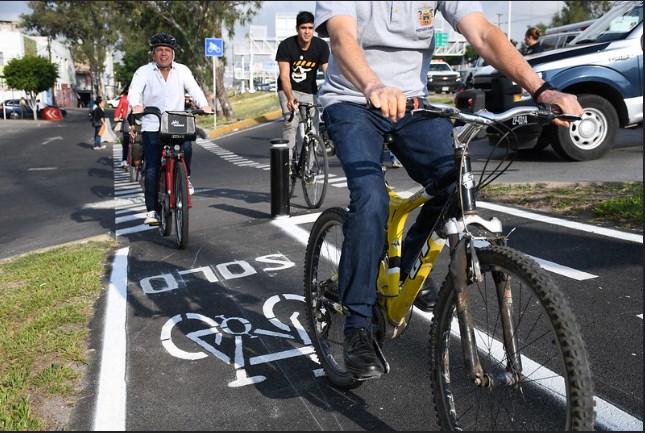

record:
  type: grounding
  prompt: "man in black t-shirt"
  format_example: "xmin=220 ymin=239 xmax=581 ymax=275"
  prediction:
xmin=275 ymin=11 xmax=330 ymax=158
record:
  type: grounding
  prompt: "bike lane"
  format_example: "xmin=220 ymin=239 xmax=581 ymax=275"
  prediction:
xmin=74 ymin=130 xmax=642 ymax=431
xmin=76 ymin=137 xmax=444 ymax=431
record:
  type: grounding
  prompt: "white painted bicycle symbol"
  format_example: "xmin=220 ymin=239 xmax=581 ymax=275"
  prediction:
xmin=160 ymin=293 xmax=321 ymax=387
xmin=207 ymin=41 xmax=222 ymax=55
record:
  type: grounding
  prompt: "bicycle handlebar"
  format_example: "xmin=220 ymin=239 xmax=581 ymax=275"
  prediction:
xmin=133 ymin=106 xmax=215 ymax=119
xmin=288 ymin=99 xmax=322 ymax=123
xmin=404 ymin=97 xmax=581 ymax=124
xmin=365 ymin=97 xmax=580 ymax=125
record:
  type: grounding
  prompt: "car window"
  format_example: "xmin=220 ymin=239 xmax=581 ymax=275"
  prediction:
xmin=571 ymin=1 xmax=643 ymax=44
xmin=429 ymin=63 xmax=452 ymax=72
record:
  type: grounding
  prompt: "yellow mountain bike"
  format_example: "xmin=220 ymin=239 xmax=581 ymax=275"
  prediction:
xmin=303 ymin=99 xmax=596 ymax=430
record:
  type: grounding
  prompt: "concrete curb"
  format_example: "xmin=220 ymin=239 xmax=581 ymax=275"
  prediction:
xmin=206 ymin=109 xmax=282 ymax=139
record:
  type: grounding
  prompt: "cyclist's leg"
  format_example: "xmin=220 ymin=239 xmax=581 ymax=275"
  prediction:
xmin=142 ymin=132 xmax=162 ymax=213
xmin=278 ymin=90 xmax=298 ymax=160
xmin=323 ymin=103 xmax=391 ymax=333
xmin=121 ymin=131 xmax=130 ymax=165
xmin=182 ymin=140 xmax=193 ymax=176
xmin=390 ymin=116 xmax=455 ymax=277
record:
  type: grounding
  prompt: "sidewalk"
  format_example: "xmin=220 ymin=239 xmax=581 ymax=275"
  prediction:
xmin=206 ymin=109 xmax=282 ymax=139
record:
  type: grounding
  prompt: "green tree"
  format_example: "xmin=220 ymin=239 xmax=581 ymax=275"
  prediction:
xmin=20 ymin=1 xmax=266 ymax=119
xmin=3 ymin=55 xmax=59 ymax=119
xmin=109 ymin=1 xmax=262 ymax=119
xmin=20 ymin=1 xmax=120 ymax=99
xmin=550 ymin=1 xmax=613 ymax=27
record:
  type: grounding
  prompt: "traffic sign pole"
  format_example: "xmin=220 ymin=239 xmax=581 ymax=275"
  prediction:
xmin=213 ymin=56 xmax=217 ymax=130
xmin=205 ymin=37 xmax=224 ymax=131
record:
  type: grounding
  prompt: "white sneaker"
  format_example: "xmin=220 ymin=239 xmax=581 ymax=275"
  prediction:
xmin=144 ymin=211 xmax=160 ymax=226
xmin=120 ymin=160 xmax=128 ymax=168
xmin=187 ymin=177 xmax=195 ymax=195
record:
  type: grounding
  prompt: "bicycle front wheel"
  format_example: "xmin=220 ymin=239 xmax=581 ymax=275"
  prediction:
xmin=430 ymin=245 xmax=595 ymax=431
xmin=301 ymin=134 xmax=329 ymax=209
xmin=289 ymin=149 xmax=299 ymax=199
xmin=173 ymin=162 xmax=189 ymax=249
xmin=303 ymin=207 xmax=361 ymax=390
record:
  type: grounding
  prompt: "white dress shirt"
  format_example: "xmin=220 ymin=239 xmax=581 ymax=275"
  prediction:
xmin=128 ymin=61 xmax=209 ymax=132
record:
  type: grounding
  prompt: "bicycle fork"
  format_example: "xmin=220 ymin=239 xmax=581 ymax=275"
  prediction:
xmin=448 ymin=234 xmax=524 ymax=389
xmin=447 ymin=143 xmax=523 ymax=389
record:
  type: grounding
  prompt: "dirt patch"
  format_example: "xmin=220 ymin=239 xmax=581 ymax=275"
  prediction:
xmin=479 ymin=181 xmax=643 ymax=233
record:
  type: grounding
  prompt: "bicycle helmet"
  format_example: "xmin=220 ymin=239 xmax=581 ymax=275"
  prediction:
xmin=149 ymin=33 xmax=177 ymax=50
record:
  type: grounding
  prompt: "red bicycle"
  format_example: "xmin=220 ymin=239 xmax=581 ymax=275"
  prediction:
xmin=135 ymin=107 xmax=210 ymax=249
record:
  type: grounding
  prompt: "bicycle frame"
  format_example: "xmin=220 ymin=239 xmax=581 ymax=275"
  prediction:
xmin=160 ymin=143 xmax=192 ymax=210
xmin=377 ymin=120 xmax=505 ymax=338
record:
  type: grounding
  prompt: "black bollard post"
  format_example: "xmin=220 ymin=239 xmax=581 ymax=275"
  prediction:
xmin=270 ymin=139 xmax=290 ymax=218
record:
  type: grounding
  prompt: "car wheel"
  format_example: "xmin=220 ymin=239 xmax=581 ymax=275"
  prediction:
xmin=549 ymin=94 xmax=617 ymax=161
xmin=9 ymin=111 xmax=19 ymax=119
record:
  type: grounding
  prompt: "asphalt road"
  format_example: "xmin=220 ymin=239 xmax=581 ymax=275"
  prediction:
xmin=1 ymin=109 xmax=642 ymax=430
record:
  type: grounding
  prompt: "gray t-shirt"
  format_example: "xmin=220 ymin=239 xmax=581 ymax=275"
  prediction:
xmin=314 ymin=1 xmax=483 ymax=107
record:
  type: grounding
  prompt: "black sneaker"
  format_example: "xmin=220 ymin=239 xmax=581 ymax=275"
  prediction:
xmin=413 ymin=277 xmax=438 ymax=312
xmin=343 ymin=327 xmax=385 ymax=380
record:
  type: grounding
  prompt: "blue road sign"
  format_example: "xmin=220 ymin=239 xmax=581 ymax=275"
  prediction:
xmin=205 ymin=38 xmax=224 ymax=57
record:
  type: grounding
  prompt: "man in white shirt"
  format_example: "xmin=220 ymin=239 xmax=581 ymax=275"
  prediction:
xmin=129 ymin=33 xmax=212 ymax=226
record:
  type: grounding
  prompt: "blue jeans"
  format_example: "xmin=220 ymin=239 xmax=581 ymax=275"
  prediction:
xmin=142 ymin=132 xmax=193 ymax=212
xmin=322 ymin=102 xmax=455 ymax=333
xmin=94 ymin=125 xmax=102 ymax=148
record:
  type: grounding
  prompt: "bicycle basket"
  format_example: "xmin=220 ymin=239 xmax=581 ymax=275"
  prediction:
xmin=160 ymin=111 xmax=196 ymax=143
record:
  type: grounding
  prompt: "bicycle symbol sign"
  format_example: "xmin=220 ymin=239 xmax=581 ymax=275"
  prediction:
xmin=205 ymin=38 xmax=224 ymax=57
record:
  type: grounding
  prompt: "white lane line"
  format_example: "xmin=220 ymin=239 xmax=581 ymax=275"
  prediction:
xmin=527 ymin=255 xmax=597 ymax=280
xmin=479 ymin=202 xmax=643 ymax=244
xmin=94 ymin=247 xmax=128 ymax=431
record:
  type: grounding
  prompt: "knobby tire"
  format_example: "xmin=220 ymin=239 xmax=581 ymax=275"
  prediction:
xmin=429 ymin=245 xmax=595 ymax=431
xmin=303 ymin=207 xmax=362 ymax=390
xmin=301 ymin=134 xmax=329 ymax=209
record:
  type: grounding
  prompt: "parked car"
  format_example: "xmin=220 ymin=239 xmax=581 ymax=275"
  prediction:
xmin=1 ymin=99 xmax=67 ymax=119
xmin=1 ymin=99 xmax=33 ymax=119
xmin=256 ymin=81 xmax=277 ymax=92
xmin=107 ymin=96 xmax=121 ymax=108
xmin=316 ymin=70 xmax=325 ymax=89
xmin=426 ymin=60 xmax=461 ymax=94
xmin=471 ymin=1 xmax=643 ymax=161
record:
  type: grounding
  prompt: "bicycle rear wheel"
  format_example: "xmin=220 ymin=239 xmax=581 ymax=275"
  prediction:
xmin=158 ymin=166 xmax=172 ymax=236
xmin=429 ymin=245 xmax=595 ymax=431
xmin=301 ymin=134 xmax=328 ymax=209
xmin=173 ymin=162 xmax=189 ymax=249
xmin=303 ymin=207 xmax=362 ymax=390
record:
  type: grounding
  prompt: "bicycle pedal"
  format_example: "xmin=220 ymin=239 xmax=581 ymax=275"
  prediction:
xmin=372 ymin=340 xmax=390 ymax=374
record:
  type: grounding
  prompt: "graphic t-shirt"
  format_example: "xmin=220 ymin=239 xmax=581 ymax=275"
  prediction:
xmin=275 ymin=35 xmax=330 ymax=95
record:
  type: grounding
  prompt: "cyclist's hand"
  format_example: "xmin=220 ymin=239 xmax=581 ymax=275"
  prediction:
xmin=287 ymin=99 xmax=299 ymax=112
xmin=132 ymin=105 xmax=144 ymax=115
xmin=537 ymin=90 xmax=583 ymax=128
xmin=366 ymin=86 xmax=407 ymax=123
xmin=199 ymin=105 xmax=213 ymax=114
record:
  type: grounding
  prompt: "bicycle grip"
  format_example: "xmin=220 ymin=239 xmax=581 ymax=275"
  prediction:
xmin=541 ymin=103 xmax=582 ymax=122
xmin=287 ymin=99 xmax=299 ymax=122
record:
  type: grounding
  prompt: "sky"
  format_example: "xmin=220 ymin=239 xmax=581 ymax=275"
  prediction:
xmin=0 ymin=1 xmax=566 ymax=44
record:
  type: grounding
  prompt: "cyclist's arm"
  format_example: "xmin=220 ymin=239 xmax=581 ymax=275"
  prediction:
xmin=457 ymin=12 xmax=582 ymax=127
xmin=325 ymin=14 xmax=406 ymax=122
xmin=278 ymin=61 xmax=298 ymax=112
